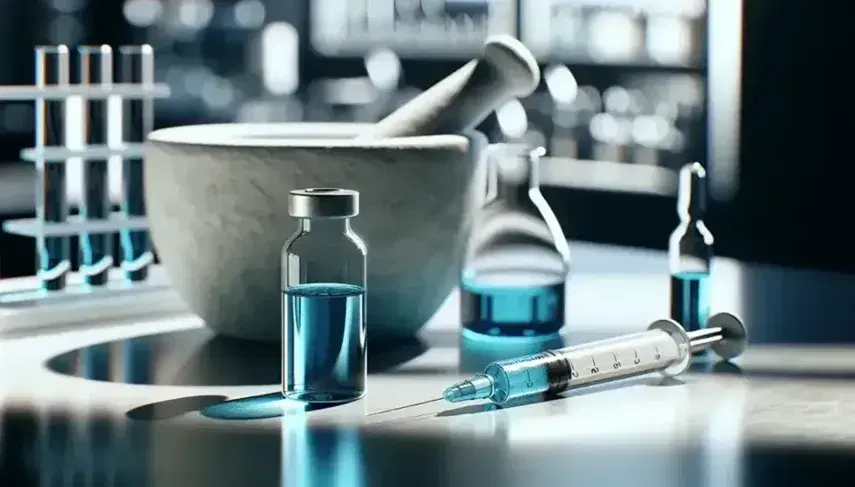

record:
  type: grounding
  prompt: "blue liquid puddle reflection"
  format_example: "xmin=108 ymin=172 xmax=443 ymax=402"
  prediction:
xmin=200 ymin=392 xmax=340 ymax=421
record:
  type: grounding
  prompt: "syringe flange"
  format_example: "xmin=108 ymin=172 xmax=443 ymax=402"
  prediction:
xmin=647 ymin=318 xmax=692 ymax=377
xmin=648 ymin=312 xmax=748 ymax=378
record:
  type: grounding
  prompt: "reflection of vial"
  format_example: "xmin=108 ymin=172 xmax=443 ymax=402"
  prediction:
xmin=461 ymin=145 xmax=571 ymax=339
xmin=282 ymin=418 xmax=365 ymax=487
xmin=282 ymin=188 xmax=367 ymax=403
xmin=669 ymin=163 xmax=714 ymax=339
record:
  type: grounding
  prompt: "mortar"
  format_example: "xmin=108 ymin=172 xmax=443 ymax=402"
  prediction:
xmin=145 ymin=123 xmax=486 ymax=342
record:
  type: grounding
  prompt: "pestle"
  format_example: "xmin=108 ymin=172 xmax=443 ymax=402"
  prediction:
xmin=356 ymin=35 xmax=540 ymax=140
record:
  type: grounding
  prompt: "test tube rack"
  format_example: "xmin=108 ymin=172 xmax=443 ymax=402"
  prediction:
xmin=0 ymin=45 xmax=186 ymax=334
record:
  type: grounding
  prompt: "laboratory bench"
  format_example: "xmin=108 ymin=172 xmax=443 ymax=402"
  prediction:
xmin=2 ymin=242 xmax=855 ymax=486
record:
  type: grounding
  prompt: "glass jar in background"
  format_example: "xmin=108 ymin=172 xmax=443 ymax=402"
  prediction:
xmin=460 ymin=144 xmax=571 ymax=340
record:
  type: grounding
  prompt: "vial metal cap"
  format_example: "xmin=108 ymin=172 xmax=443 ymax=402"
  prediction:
xmin=677 ymin=162 xmax=707 ymax=220
xmin=288 ymin=188 xmax=359 ymax=218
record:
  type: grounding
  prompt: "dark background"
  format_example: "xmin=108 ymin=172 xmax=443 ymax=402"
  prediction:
xmin=0 ymin=0 xmax=844 ymax=277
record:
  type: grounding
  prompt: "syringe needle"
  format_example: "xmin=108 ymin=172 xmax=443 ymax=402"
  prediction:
xmin=367 ymin=397 xmax=444 ymax=417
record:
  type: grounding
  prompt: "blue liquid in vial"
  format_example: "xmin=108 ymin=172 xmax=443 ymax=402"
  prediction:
xmin=461 ymin=271 xmax=565 ymax=338
xmin=283 ymin=283 xmax=366 ymax=403
xmin=670 ymin=271 xmax=710 ymax=336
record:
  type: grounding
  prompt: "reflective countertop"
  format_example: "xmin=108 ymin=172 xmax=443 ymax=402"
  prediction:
xmin=2 ymin=242 xmax=855 ymax=486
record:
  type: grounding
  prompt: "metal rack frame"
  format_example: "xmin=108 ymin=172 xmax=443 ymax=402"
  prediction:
xmin=0 ymin=45 xmax=186 ymax=334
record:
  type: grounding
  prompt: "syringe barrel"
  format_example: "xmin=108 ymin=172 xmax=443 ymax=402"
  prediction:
xmin=485 ymin=329 xmax=683 ymax=403
xmin=483 ymin=352 xmax=563 ymax=403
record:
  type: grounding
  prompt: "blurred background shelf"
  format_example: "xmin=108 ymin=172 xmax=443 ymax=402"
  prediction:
xmin=0 ymin=0 xmax=844 ymax=277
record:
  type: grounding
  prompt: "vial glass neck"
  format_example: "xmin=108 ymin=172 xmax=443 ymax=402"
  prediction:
xmin=676 ymin=163 xmax=708 ymax=222
xmin=299 ymin=217 xmax=351 ymax=235
xmin=494 ymin=153 xmax=540 ymax=201
xmin=677 ymin=181 xmax=706 ymax=222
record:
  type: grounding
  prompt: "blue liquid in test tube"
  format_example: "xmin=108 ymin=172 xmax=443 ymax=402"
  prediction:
xmin=35 ymin=46 xmax=71 ymax=291
xmin=119 ymin=45 xmax=155 ymax=282
xmin=78 ymin=45 xmax=114 ymax=286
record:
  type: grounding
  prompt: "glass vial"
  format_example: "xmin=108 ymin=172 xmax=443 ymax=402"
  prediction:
xmin=460 ymin=144 xmax=571 ymax=339
xmin=282 ymin=188 xmax=367 ymax=403
xmin=669 ymin=163 xmax=714 ymax=340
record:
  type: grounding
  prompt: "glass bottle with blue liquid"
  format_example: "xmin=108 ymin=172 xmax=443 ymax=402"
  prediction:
xmin=669 ymin=163 xmax=714 ymax=351
xmin=282 ymin=188 xmax=367 ymax=403
xmin=460 ymin=143 xmax=571 ymax=339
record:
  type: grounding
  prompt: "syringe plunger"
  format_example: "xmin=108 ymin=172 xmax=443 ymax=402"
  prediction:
xmin=687 ymin=312 xmax=746 ymax=360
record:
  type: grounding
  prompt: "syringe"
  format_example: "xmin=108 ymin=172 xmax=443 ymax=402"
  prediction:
xmin=444 ymin=312 xmax=746 ymax=405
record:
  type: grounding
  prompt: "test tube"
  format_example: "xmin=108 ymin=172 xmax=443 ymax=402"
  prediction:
xmin=78 ymin=45 xmax=114 ymax=286
xmin=119 ymin=45 xmax=155 ymax=282
xmin=34 ymin=46 xmax=71 ymax=291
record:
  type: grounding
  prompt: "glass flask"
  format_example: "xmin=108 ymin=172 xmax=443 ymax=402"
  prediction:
xmin=282 ymin=188 xmax=367 ymax=403
xmin=669 ymin=163 xmax=714 ymax=341
xmin=460 ymin=144 xmax=571 ymax=339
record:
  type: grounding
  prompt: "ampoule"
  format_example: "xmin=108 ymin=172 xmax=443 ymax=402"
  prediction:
xmin=460 ymin=144 xmax=571 ymax=339
xmin=282 ymin=188 xmax=367 ymax=403
xmin=669 ymin=163 xmax=714 ymax=343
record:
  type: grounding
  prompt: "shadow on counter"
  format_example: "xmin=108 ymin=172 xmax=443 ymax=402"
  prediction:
xmin=46 ymin=329 xmax=431 ymax=387
xmin=43 ymin=326 xmax=435 ymax=422
xmin=48 ymin=329 xmax=433 ymax=422
xmin=192 ymin=335 xmax=441 ymax=421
